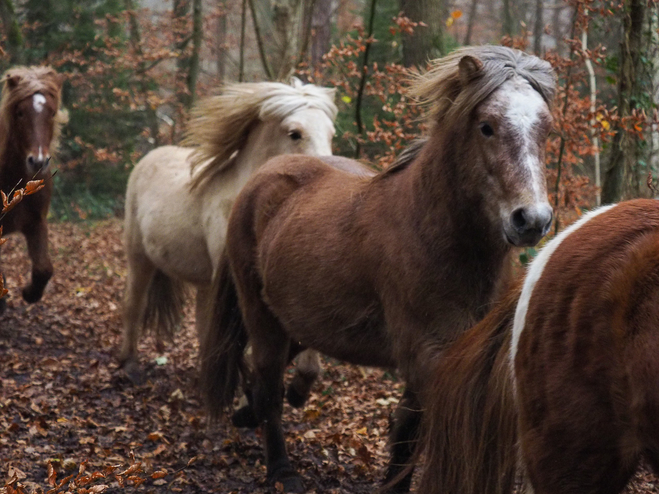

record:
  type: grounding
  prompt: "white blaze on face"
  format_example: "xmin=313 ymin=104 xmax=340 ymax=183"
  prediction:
xmin=504 ymin=79 xmax=547 ymax=202
xmin=33 ymin=93 xmax=46 ymax=113
xmin=509 ymin=204 xmax=617 ymax=376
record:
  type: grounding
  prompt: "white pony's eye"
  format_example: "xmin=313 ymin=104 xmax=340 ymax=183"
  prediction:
xmin=288 ymin=130 xmax=302 ymax=141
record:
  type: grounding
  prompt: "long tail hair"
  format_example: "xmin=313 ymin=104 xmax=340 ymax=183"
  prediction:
xmin=417 ymin=284 xmax=522 ymax=494
xmin=199 ymin=250 xmax=248 ymax=422
xmin=142 ymin=270 xmax=187 ymax=342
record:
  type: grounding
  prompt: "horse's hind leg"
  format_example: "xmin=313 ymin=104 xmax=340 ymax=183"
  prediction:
xmin=286 ymin=349 xmax=321 ymax=408
xmin=383 ymin=387 xmax=423 ymax=494
xmin=21 ymin=220 xmax=53 ymax=304
xmin=240 ymin=291 xmax=305 ymax=492
xmin=119 ymin=249 xmax=157 ymax=382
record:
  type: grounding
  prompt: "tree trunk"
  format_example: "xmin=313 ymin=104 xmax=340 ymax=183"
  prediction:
xmin=601 ymin=0 xmax=647 ymax=203
xmin=464 ymin=0 xmax=480 ymax=45
xmin=173 ymin=0 xmax=191 ymax=106
xmin=399 ymin=0 xmax=444 ymax=67
xmin=311 ymin=0 xmax=332 ymax=69
xmin=239 ymin=0 xmax=247 ymax=82
xmin=532 ymin=0 xmax=543 ymax=54
xmin=216 ymin=1 xmax=227 ymax=81
xmin=187 ymin=0 xmax=202 ymax=106
xmin=0 ymin=0 xmax=23 ymax=63
xmin=502 ymin=0 xmax=514 ymax=37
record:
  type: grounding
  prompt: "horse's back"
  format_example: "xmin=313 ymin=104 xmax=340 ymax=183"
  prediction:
xmin=515 ymin=199 xmax=659 ymax=490
xmin=228 ymin=154 xmax=394 ymax=367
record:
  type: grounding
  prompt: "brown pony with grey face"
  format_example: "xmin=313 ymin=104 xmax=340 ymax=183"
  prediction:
xmin=200 ymin=46 xmax=556 ymax=492
xmin=0 ymin=66 xmax=66 ymax=313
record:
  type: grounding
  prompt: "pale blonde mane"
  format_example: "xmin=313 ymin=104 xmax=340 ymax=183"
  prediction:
xmin=0 ymin=66 xmax=68 ymax=161
xmin=410 ymin=46 xmax=556 ymax=130
xmin=185 ymin=79 xmax=337 ymax=189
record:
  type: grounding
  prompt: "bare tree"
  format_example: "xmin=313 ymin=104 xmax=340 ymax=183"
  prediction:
xmin=0 ymin=0 xmax=23 ymax=63
xmin=602 ymin=0 xmax=648 ymax=202
xmin=311 ymin=0 xmax=332 ymax=70
xmin=532 ymin=0 xmax=543 ymax=54
xmin=188 ymin=0 xmax=202 ymax=105
xmin=217 ymin=1 xmax=227 ymax=81
xmin=502 ymin=0 xmax=515 ymax=37
xmin=399 ymin=0 xmax=444 ymax=67
xmin=464 ymin=0 xmax=480 ymax=45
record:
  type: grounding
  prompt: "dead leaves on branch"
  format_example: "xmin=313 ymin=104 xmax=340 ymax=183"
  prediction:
xmin=1 ymin=180 xmax=45 ymax=216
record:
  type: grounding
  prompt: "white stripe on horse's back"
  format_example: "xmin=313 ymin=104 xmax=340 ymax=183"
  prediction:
xmin=33 ymin=93 xmax=46 ymax=113
xmin=510 ymin=204 xmax=616 ymax=371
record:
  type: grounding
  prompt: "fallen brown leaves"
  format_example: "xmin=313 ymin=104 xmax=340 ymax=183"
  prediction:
xmin=0 ymin=219 xmax=404 ymax=493
xmin=1 ymin=220 xmax=658 ymax=493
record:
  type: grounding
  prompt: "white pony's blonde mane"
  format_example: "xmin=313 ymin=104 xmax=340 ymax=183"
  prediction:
xmin=185 ymin=78 xmax=337 ymax=189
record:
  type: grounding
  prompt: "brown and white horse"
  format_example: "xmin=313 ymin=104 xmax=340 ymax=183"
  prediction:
xmin=200 ymin=46 xmax=556 ymax=492
xmin=119 ymin=79 xmax=340 ymax=392
xmin=0 ymin=66 xmax=66 ymax=313
xmin=419 ymin=198 xmax=659 ymax=494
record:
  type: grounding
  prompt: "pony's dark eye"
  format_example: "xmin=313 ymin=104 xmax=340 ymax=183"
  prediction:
xmin=289 ymin=130 xmax=302 ymax=141
xmin=479 ymin=123 xmax=494 ymax=138
xmin=16 ymin=109 xmax=24 ymax=119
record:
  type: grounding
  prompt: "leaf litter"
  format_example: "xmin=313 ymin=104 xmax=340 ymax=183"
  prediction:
xmin=0 ymin=219 xmax=409 ymax=493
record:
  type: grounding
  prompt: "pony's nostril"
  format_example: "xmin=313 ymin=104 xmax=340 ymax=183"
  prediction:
xmin=511 ymin=208 xmax=527 ymax=231
xmin=27 ymin=156 xmax=35 ymax=166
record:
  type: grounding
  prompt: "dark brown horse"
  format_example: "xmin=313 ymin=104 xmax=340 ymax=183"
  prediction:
xmin=0 ymin=66 xmax=66 ymax=313
xmin=418 ymin=199 xmax=659 ymax=494
xmin=200 ymin=46 xmax=556 ymax=492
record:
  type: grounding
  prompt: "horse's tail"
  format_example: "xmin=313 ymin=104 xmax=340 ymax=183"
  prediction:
xmin=199 ymin=250 xmax=247 ymax=422
xmin=142 ymin=269 xmax=187 ymax=342
xmin=417 ymin=284 xmax=522 ymax=494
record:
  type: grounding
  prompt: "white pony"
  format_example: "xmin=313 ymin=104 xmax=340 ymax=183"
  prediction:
xmin=119 ymin=79 xmax=338 ymax=396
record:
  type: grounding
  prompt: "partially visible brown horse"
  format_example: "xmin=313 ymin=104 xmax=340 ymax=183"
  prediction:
xmin=418 ymin=199 xmax=659 ymax=494
xmin=201 ymin=46 xmax=556 ymax=492
xmin=0 ymin=66 xmax=67 ymax=313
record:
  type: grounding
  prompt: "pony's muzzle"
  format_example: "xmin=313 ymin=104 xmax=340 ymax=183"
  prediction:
xmin=26 ymin=154 xmax=51 ymax=174
xmin=507 ymin=204 xmax=553 ymax=247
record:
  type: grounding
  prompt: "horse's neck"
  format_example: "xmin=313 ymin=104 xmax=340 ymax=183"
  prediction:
xmin=400 ymin=131 xmax=510 ymax=281
xmin=0 ymin=138 xmax=26 ymax=190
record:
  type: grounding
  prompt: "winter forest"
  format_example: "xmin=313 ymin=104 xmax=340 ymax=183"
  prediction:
xmin=1 ymin=0 xmax=659 ymax=493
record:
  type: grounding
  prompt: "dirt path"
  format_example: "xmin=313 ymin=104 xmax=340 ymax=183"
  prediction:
xmin=1 ymin=220 xmax=658 ymax=493
xmin=0 ymin=220 xmax=402 ymax=493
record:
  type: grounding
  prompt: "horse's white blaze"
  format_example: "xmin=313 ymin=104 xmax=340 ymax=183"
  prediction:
xmin=33 ymin=93 xmax=46 ymax=113
xmin=38 ymin=146 xmax=43 ymax=162
xmin=505 ymin=81 xmax=546 ymax=202
xmin=510 ymin=204 xmax=616 ymax=374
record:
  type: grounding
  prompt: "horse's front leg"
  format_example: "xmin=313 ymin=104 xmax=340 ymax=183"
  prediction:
xmin=383 ymin=387 xmax=423 ymax=493
xmin=22 ymin=219 xmax=53 ymax=304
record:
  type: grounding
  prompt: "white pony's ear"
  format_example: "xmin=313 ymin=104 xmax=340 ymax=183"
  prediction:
xmin=325 ymin=87 xmax=337 ymax=102
xmin=290 ymin=76 xmax=303 ymax=88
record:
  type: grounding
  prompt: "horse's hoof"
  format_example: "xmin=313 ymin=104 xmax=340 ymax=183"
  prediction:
xmin=0 ymin=295 xmax=7 ymax=314
xmin=269 ymin=472 xmax=305 ymax=493
xmin=231 ymin=404 xmax=259 ymax=428
xmin=121 ymin=360 xmax=144 ymax=385
xmin=21 ymin=285 xmax=43 ymax=304
xmin=286 ymin=384 xmax=309 ymax=409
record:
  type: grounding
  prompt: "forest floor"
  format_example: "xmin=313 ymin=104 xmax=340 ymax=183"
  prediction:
xmin=1 ymin=219 xmax=659 ymax=493
xmin=0 ymin=219 xmax=402 ymax=494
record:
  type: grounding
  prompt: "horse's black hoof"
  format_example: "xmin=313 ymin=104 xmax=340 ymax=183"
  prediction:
xmin=286 ymin=384 xmax=309 ymax=409
xmin=231 ymin=404 xmax=259 ymax=428
xmin=269 ymin=472 xmax=305 ymax=493
xmin=21 ymin=285 xmax=44 ymax=304
xmin=121 ymin=360 xmax=144 ymax=385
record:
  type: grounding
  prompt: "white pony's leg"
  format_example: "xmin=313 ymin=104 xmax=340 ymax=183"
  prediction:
xmin=120 ymin=249 xmax=157 ymax=379
xmin=286 ymin=349 xmax=322 ymax=408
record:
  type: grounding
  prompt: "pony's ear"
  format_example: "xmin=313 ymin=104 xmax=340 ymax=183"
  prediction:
xmin=290 ymin=76 xmax=303 ymax=89
xmin=56 ymin=73 xmax=65 ymax=88
xmin=6 ymin=74 xmax=21 ymax=89
xmin=458 ymin=55 xmax=483 ymax=86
